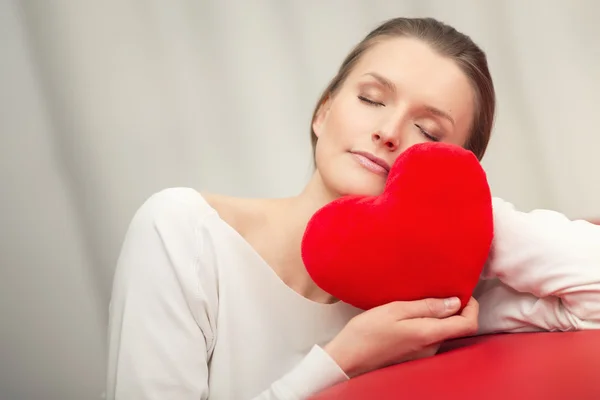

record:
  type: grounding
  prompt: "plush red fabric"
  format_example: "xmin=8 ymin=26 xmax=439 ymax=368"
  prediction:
xmin=301 ymin=142 xmax=494 ymax=310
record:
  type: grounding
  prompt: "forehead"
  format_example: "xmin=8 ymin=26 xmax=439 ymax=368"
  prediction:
xmin=348 ymin=37 xmax=475 ymax=135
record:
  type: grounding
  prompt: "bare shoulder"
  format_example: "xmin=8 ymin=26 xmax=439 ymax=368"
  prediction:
xmin=200 ymin=192 xmax=270 ymax=238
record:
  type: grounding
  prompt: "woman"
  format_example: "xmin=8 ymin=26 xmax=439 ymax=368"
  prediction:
xmin=106 ymin=17 xmax=600 ymax=399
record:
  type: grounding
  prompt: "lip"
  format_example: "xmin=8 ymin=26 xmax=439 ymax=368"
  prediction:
xmin=351 ymin=151 xmax=390 ymax=176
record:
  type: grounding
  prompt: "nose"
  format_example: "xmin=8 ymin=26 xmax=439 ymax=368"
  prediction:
xmin=371 ymin=130 xmax=400 ymax=151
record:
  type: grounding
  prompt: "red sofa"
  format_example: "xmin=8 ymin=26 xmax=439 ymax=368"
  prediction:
xmin=310 ymin=330 xmax=600 ymax=399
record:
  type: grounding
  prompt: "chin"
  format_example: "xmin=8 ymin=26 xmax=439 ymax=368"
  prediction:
xmin=316 ymin=151 xmax=386 ymax=198
xmin=324 ymin=170 xmax=386 ymax=198
xmin=341 ymin=182 xmax=384 ymax=198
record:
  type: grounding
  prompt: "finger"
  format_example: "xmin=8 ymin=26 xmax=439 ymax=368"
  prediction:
xmin=387 ymin=297 xmax=462 ymax=321
xmin=406 ymin=317 xmax=474 ymax=346
xmin=410 ymin=299 xmax=479 ymax=343
xmin=459 ymin=297 xmax=480 ymax=321
xmin=402 ymin=343 xmax=441 ymax=363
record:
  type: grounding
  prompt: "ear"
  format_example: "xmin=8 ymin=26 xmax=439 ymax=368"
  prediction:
xmin=312 ymin=97 xmax=332 ymax=138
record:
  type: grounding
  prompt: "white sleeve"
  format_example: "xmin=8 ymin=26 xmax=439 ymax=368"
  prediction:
xmin=254 ymin=345 xmax=348 ymax=399
xmin=106 ymin=189 xmax=217 ymax=399
xmin=106 ymin=188 xmax=348 ymax=400
xmin=475 ymin=197 xmax=600 ymax=334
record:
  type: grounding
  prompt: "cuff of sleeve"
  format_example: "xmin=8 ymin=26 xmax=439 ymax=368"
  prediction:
xmin=271 ymin=344 xmax=349 ymax=399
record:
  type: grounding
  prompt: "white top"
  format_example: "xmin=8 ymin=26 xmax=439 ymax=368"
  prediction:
xmin=106 ymin=187 xmax=600 ymax=400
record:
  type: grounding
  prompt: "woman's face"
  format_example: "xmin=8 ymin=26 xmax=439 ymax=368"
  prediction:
xmin=313 ymin=37 xmax=476 ymax=197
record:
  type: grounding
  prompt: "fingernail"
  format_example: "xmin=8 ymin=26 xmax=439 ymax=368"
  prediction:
xmin=444 ymin=297 xmax=461 ymax=311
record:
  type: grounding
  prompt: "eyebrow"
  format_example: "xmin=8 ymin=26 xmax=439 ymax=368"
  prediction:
xmin=363 ymin=72 xmax=456 ymax=127
xmin=424 ymin=105 xmax=455 ymax=127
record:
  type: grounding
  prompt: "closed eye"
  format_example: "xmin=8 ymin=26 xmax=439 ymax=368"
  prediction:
xmin=415 ymin=124 xmax=440 ymax=142
xmin=358 ymin=96 xmax=385 ymax=107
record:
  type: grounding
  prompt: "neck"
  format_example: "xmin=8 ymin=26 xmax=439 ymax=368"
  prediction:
xmin=268 ymin=171 xmax=340 ymax=303
xmin=295 ymin=171 xmax=339 ymax=218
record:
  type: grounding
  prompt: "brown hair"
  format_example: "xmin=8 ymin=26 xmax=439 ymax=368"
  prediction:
xmin=310 ymin=17 xmax=495 ymax=161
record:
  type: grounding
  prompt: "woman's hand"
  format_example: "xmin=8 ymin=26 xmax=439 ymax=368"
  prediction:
xmin=324 ymin=297 xmax=479 ymax=377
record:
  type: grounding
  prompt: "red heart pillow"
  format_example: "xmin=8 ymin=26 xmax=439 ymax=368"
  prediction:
xmin=301 ymin=142 xmax=493 ymax=310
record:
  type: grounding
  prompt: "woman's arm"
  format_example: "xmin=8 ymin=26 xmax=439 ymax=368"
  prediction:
xmin=105 ymin=188 xmax=350 ymax=400
xmin=106 ymin=190 xmax=215 ymax=399
xmin=475 ymin=197 xmax=600 ymax=334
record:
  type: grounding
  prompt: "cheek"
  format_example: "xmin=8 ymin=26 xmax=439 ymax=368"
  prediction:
xmin=324 ymin=99 xmax=373 ymax=142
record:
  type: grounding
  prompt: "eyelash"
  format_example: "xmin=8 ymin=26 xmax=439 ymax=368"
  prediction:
xmin=358 ymin=95 xmax=383 ymax=107
xmin=358 ymin=96 xmax=441 ymax=142
xmin=415 ymin=124 xmax=440 ymax=142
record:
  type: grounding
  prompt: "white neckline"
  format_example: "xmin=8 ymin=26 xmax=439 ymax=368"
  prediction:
xmin=193 ymin=190 xmax=351 ymax=312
